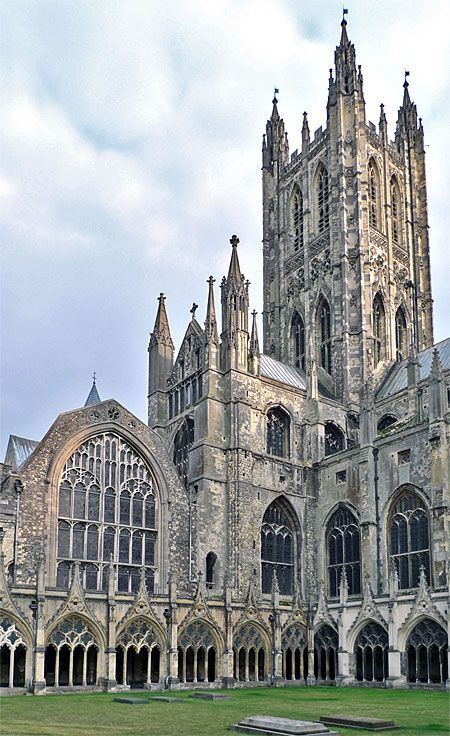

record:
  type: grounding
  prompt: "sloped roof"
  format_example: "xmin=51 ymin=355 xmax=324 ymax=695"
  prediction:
xmin=4 ymin=435 xmax=39 ymax=470
xmin=260 ymin=354 xmax=306 ymax=390
xmin=376 ymin=337 xmax=450 ymax=400
xmin=84 ymin=382 xmax=101 ymax=407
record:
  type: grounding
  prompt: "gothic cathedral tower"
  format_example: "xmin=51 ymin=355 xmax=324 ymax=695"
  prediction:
xmin=262 ymin=17 xmax=433 ymax=406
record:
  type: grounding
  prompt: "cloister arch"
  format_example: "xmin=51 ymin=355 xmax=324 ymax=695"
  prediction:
xmin=282 ymin=623 xmax=307 ymax=682
xmin=233 ymin=621 xmax=270 ymax=683
xmin=44 ymin=615 xmax=102 ymax=687
xmin=115 ymin=616 xmax=165 ymax=687
xmin=0 ymin=614 xmax=32 ymax=688
xmin=177 ymin=619 xmax=222 ymax=684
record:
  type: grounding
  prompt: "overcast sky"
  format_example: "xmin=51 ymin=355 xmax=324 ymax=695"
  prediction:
xmin=1 ymin=0 xmax=449 ymax=456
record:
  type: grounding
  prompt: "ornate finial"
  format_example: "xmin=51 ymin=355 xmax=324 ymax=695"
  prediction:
xmin=207 ymin=275 xmax=215 ymax=287
xmin=230 ymin=234 xmax=239 ymax=248
xmin=158 ymin=292 xmax=165 ymax=303
xmin=190 ymin=302 xmax=198 ymax=319
xmin=272 ymin=86 xmax=279 ymax=105
xmin=252 ymin=309 xmax=257 ymax=318
xmin=342 ymin=7 xmax=348 ymax=25
xmin=92 ymin=371 xmax=96 ymax=385
xmin=404 ymin=70 xmax=410 ymax=88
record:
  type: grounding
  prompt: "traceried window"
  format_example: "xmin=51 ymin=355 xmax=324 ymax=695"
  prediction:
xmin=389 ymin=491 xmax=430 ymax=590
xmin=318 ymin=299 xmax=332 ymax=374
xmin=406 ymin=619 xmax=448 ymax=684
xmin=395 ymin=307 xmax=407 ymax=361
xmin=368 ymin=160 xmax=380 ymax=229
xmin=0 ymin=618 xmax=27 ymax=688
xmin=373 ymin=293 xmax=385 ymax=366
xmin=292 ymin=188 xmax=304 ymax=250
xmin=44 ymin=617 xmax=98 ymax=687
xmin=355 ymin=623 xmax=388 ymax=682
xmin=261 ymin=501 xmax=294 ymax=595
xmin=317 ymin=165 xmax=329 ymax=233
xmin=324 ymin=423 xmax=345 ymax=456
xmin=56 ymin=433 xmax=158 ymax=594
xmin=390 ymin=177 xmax=401 ymax=245
xmin=327 ymin=507 xmax=361 ymax=597
xmin=266 ymin=407 xmax=290 ymax=458
xmin=291 ymin=312 xmax=305 ymax=370
xmin=173 ymin=417 xmax=194 ymax=489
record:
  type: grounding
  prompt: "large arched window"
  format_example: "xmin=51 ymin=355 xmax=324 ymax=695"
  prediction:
xmin=395 ymin=307 xmax=407 ymax=361
xmin=389 ymin=491 xmax=430 ymax=590
xmin=327 ymin=507 xmax=361 ymax=597
xmin=368 ymin=160 xmax=380 ymax=229
xmin=373 ymin=293 xmax=386 ymax=366
xmin=390 ymin=177 xmax=401 ymax=245
xmin=261 ymin=501 xmax=294 ymax=595
xmin=173 ymin=417 xmax=194 ymax=489
xmin=324 ymin=422 xmax=344 ymax=457
xmin=318 ymin=299 xmax=332 ymax=374
xmin=292 ymin=188 xmax=304 ymax=250
xmin=266 ymin=407 xmax=290 ymax=458
xmin=317 ymin=165 xmax=329 ymax=233
xmin=56 ymin=433 xmax=158 ymax=594
xmin=291 ymin=312 xmax=305 ymax=370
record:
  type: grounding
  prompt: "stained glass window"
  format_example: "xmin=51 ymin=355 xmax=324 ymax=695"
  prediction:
xmin=327 ymin=507 xmax=361 ymax=597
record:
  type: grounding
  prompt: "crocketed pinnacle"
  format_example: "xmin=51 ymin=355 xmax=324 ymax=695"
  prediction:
xmin=204 ymin=276 xmax=218 ymax=344
xmin=249 ymin=310 xmax=260 ymax=357
xmin=227 ymin=235 xmax=243 ymax=284
xmin=150 ymin=293 xmax=174 ymax=348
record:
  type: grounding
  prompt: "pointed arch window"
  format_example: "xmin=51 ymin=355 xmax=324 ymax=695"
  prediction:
xmin=173 ymin=417 xmax=194 ymax=489
xmin=318 ymin=299 xmax=332 ymax=374
xmin=324 ymin=422 xmax=345 ymax=456
xmin=292 ymin=188 xmax=304 ymax=250
xmin=390 ymin=177 xmax=401 ymax=245
xmin=261 ymin=501 xmax=294 ymax=595
xmin=368 ymin=161 xmax=380 ymax=229
xmin=317 ymin=166 xmax=329 ymax=233
xmin=389 ymin=491 xmax=430 ymax=590
xmin=373 ymin=293 xmax=386 ymax=366
xmin=395 ymin=307 xmax=407 ymax=361
xmin=266 ymin=407 xmax=290 ymax=458
xmin=327 ymin=507 xmax=361 ymax=597
xmin=56 ymin=432 xmax=158 ymax=594
xmin=291 ymin=312 xmax=305 ymax=370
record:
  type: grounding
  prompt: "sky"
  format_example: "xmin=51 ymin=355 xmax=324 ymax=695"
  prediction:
xmin=1 ymin=0 xmax=449 ymax=456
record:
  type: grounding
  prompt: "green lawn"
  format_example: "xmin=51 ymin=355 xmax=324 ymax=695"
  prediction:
xmin=0 ymin=686 xmax=448 ymax=736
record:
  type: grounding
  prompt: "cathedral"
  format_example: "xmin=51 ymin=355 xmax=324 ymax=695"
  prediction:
xmin=1 ymin=18 xmax=449 ymax=695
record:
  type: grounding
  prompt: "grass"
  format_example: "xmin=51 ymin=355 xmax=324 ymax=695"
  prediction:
xmin=0 ymin=686 xmax=448 ymax=736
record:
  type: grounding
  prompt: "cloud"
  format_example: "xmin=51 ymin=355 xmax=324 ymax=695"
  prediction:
xmin=1 ymin=0 xmax=449 ymax=453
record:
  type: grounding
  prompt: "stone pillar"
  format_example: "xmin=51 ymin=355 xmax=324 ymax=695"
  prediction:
xmin=221 ymin=576 xmax=235 ymax=687
xmin=306 ymin=610 xmax=316 ymax=686
xmin=385 ymin=568 xmax=406 ymax=688
xmin=270 ymin=575 xmax=283 ymax=685
xmin=335 ymin=575 xmax=353 ymax=686
xmin=33 ymin=560 xmax=46 ymax=694
xmin=165 ymin=571 xmax=179 ymax=689
xmin=103 ymin=559 xmax=117 ymax=691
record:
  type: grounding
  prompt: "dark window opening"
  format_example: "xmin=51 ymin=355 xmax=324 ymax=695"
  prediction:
xmin=327 ymin=506 xmax=361 ymax=597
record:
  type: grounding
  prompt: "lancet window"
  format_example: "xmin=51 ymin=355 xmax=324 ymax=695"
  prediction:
xmin=177 ymin=622 xmax=216 ymax=684
xmin=261 ymin=501 xmax=294 ymax=596
xmin=291 ymin=312 xmax=305 ymax=370
xmin=395 ymin=307 xmax=407 ymax=361
xmin=266 ymin=407 xmax=290 ymax=458
xmin=318 ymin=299 xmax=332 ymax=374
xmin=390 ymin=177 xmax=401 ymax=245
xmin=406 ymin=619 xmax=448 ymax=684
xmin=173 ymin=417 xmax=194 ymax=489
xmin=317 ymin=166 xmax=329 ymax=233
xmin=368 ymin=161 xmax=380 ymax=229
xmin=233 ymin=624 xmax=266 ymax=683
xmin=44 ymin=617 xmax=98 ymax=687
xmin=355 ymin=623 xmax=388 ymax=682
xmin=373 ymin=294 xmax=386 ymax=366
xmin=389 ymin=491 xmax=430 ymax=590
xmin=56 ymin=433 xmax=158 ymax=594
xmin=0 ymin=618 xmax=27 ymax=688
xmin=327 ymin=506 xmax=361 ymax=597
xmin=292 ymin=189 xmax=304 ymax=250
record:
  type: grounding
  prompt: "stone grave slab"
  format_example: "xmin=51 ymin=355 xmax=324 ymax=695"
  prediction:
xmin=231 ymin=716 xmax=338 ymax=736
xmin=320 ymin=715 xmax=398 ymax=731
xmin=148 ymin=696 xmax=183 ymax=703
xmin=113 ymin=697 xmax=149 ymax=705
xmin=189 ymin=692 xmax=229 ymax=700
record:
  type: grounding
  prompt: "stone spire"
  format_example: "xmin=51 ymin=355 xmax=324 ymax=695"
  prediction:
xmin=220 ymin=235 xmax=249 ymax=371
xmin=248 ymin=310 xmax=260 ymax=376
xmin=333 ymin=10 xmax=358 ymax=96
xmin=379 ymin=103 xmax=388 ymax=140
xmin=301 ymin=111 xmax=310 ymax=153
xmin=84 ymin=373 xmax=101 ymax=407
xmin=148 ymin=293 xmax=174 ymax=427
xmin=204 ymin=276 xmax=218 ymax=345
xmin=262 ymin=90 xmax=289 ymax=170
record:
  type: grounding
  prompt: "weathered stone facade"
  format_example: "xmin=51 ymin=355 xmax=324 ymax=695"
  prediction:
xmin=1 ymin=18 xmax=449 ymax=695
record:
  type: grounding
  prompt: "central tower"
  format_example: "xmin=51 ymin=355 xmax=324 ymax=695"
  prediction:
xmin=262 ymin=17 xmax=433 ymax=405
